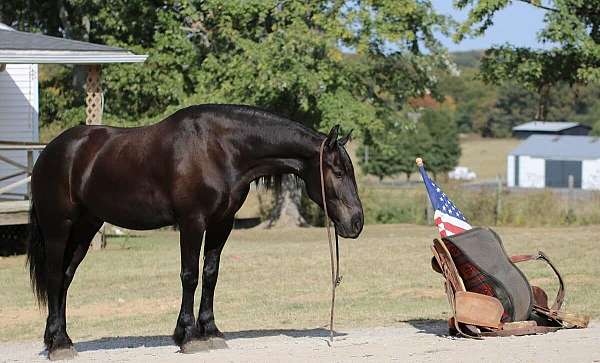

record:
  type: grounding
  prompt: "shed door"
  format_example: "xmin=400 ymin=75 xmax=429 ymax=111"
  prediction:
xmin=545 ymin=160 xmax=582 ymax=188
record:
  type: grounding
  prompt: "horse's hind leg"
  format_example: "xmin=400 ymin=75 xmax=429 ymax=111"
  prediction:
xmin=45 ymin=214 xmax=102 ymax=361
xmin=62 ymin=214 xmax=102 ymax=294
xmin=197 ymin=216 xmax=234 ymax=348
xmin=173 ymin=217 xmax=205 ymax=352
xmin=41 ymin=217 xmax=75 ymax=360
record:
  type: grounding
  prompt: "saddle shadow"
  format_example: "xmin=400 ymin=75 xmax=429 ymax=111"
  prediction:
xmin=401 ymin=319 xmax=449 ymax=337
xmin=71 ymin=328 xmax=347 ymax=353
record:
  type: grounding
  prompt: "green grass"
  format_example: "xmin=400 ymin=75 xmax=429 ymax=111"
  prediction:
xmin=1 ymin=224 xmax=598 ymax=342
xmin=459 ymin=134 xmax=520 ymax=181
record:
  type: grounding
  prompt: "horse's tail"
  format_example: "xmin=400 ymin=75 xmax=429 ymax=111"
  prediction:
xmin=27 ymin=202 xmax=48 ymax=306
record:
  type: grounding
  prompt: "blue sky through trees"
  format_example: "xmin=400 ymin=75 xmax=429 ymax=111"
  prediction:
xmin=432 ymin=0 xmax=552 ymax=51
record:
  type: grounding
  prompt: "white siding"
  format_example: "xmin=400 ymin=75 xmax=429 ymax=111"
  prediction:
xmin=582 ymin=159 xmax=600 ymax=190
xmin=518 ymin=155 xmax=545 ymax=188
xmin=507 ymin=155 xmax=515 ymax=187
xmin=0 ymin=64 xmax=38 ymax=196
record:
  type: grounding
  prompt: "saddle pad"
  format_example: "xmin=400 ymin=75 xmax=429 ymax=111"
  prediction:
xmin=443 ymin=227 xmax=533 ymax=322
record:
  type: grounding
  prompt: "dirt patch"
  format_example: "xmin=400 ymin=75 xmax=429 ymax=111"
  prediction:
xmin=2 ymin=297 xmax=179 ymax=329
xmin=2 ymin=322 xmax=598 ymax=362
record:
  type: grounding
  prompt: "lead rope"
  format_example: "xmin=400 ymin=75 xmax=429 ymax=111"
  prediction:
xmin=319 ymin=139 xmax=342 ymax=344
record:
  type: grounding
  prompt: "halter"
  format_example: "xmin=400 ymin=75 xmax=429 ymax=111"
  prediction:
xmin=319 ymin=138 xmax=342 ymax=343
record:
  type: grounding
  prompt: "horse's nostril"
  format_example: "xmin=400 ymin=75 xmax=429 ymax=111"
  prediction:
xmin=352 ymin=215 xmax=362 ymax=233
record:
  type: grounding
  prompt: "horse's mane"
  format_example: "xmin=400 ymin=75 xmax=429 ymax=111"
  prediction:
xmin=253 ymin=174 xmax=303 ymax=192
xmin=183 ymin=104 xmax=321 ymax=136
xmin=176 ymin=104 xmax=320 ymax=192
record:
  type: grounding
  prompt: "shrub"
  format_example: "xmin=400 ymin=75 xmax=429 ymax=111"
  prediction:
xmin=358 ymin=184 xmax=600 ymax=228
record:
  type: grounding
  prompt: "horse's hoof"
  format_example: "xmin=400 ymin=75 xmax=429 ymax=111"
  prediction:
xmin=209 ymin=337 xmax=228 ymax=349
xmin=48 ymin=346 xmax=77 ymax=361
xmin=180 ymin=339 xmax=210 ymax=353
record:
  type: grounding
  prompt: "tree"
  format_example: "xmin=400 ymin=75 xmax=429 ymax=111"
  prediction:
xmin=483 ymin=83 xmax=538 ymax=137
xmin=183 ymin=1 xmax=452 ymax=226
xmin=359 ymin=114 xmax=433 ymax=181
xmin=3 ymin=0 xmax=200 ymax=134
xmin=454 ymin=0 xmax=600 ymax=120
xmin=420 ymin=107 xmax=460 ymax=178
xmin=437 ymin=64 xmax=498 ymax=133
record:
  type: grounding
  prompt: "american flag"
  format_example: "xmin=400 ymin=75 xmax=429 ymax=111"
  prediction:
xmin=417 ymin=159 xmax=472 ymax=237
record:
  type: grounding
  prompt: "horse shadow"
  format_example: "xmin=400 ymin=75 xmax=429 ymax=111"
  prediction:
xmin=401 ymin=319 xmax=449 ymax=337
xmin=71 ymin=328 xmax=347 ymax=353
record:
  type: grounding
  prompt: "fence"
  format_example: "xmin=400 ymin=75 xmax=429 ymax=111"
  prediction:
xmin=0 ymin=140 xmax=45 ymax=200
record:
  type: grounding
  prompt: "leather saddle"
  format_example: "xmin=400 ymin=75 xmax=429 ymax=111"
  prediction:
xmin=431 ymin=227 xmax=589 ymax=337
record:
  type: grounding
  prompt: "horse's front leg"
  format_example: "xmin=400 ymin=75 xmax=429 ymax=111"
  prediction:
xmin=197 ymin=217 xmax=234 ymax=347
xmin=173 ymin=218 xmax=205 ymax=351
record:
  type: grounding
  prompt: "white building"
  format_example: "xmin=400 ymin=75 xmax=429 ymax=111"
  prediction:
xmin=0 ymin=23 xmax=39 ymax=197
xmin=0 ymin=23 xmax=146 ymax=200
xmin=507 ymin=135 xmax=600 ymax=189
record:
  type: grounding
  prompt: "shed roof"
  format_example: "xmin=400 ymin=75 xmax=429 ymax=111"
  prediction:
xmin=512 ymin=121 xmax=590 ymax=132
xmin=0 ymin=25 xmax=146 ymax=64
xmin=510 ymin=135 xmax=600 ymax=159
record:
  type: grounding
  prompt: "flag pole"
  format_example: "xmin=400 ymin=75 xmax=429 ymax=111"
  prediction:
xmin=416 ymin=158 xmax=433 ymax=224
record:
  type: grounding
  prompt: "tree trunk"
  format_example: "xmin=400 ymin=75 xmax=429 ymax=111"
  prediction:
xmin=260 ymin=175 xmax=308 ymax=228
xmin=535 ymin=83 xmax=550 ymax=120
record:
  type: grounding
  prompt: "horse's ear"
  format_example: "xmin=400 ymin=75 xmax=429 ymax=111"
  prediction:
xmin=339 ymin=129 xmax=353 ymax=146
xmin=325 ymin=125 xmax=340 ymax=149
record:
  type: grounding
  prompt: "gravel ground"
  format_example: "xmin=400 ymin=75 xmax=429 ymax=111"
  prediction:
xmin=1 ymin=321 xmax=599 ymax=362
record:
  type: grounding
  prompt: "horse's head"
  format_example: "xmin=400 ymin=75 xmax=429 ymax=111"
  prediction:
xmin=305 ymin=125 xmax=364 ymax=239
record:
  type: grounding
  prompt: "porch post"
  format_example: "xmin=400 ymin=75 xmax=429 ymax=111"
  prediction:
xmin=85 ymin=64 xmax=103 ymax=125
xmin=86 ymin=64 xmax=107 ymax=249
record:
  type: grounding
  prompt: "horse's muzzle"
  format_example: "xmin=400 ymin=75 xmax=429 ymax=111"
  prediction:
xmin=336 ymin=213 xmax=363 ymax=239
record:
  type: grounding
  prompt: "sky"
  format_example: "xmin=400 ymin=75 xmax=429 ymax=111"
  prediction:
xmin=431 ymin=0 xmax=551 ymax=52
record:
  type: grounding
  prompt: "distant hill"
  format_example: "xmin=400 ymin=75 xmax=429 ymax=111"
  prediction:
xmin=449 ymin=50 xmax=484 ymax=69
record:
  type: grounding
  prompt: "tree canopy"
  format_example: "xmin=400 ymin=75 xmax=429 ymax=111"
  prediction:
xmin=454 ymin=0 xmax=600 ymax=120
xmin=1 ymin=0 xmax=455 ymax=141
xmin=186 ymin=0 xmax=454 ymax=138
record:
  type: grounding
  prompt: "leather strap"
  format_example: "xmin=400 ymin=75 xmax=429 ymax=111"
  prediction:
xmin=319 ymin=139 xmax=342 ymax=343
xmin=533 ymin=305 xmax=590 ymax=328
xmin=510 ymin=251 xmax=565 ymax=311
xmin=480 ymin=325 xmax=562 ymax=337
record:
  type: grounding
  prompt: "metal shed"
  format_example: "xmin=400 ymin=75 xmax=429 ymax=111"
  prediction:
xmin=507 ymin=135 xmax=600 ymax=189
xmin=512 ymin=121 xmax=591 ymax=139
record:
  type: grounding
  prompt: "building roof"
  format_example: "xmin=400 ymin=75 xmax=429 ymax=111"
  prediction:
xmin=512 ymin=121 xmax=590 ymax=132
xmin=0 ymin=25 xmax=147 ymax=64
xmin=510 ymin=135 xmax=600 ymax=159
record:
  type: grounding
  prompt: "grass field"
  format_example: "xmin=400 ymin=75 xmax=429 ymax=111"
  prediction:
xmin=459 ymin=135 xmax=520 ymax=181
xmin=1 ymin=224 xmax=598 ymax=342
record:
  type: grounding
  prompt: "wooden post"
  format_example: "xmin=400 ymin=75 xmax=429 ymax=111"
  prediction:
xmin=495 ymin=174 xmax=502 ymax=225
xmin=86 ymin=64 xmax=106 ymax=249
xmin=85 ymin=64 xmax=103 ymax=125
xmin=568 ymin=174 xmax=574 ymax=190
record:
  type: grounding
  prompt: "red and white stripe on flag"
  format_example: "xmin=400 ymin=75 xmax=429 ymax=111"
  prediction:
xmin=433 ymin=210 xmax=472 ymax=237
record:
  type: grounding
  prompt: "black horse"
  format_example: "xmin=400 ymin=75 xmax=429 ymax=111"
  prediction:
xmin=27 ymin=104 xmax=364 ymax=360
